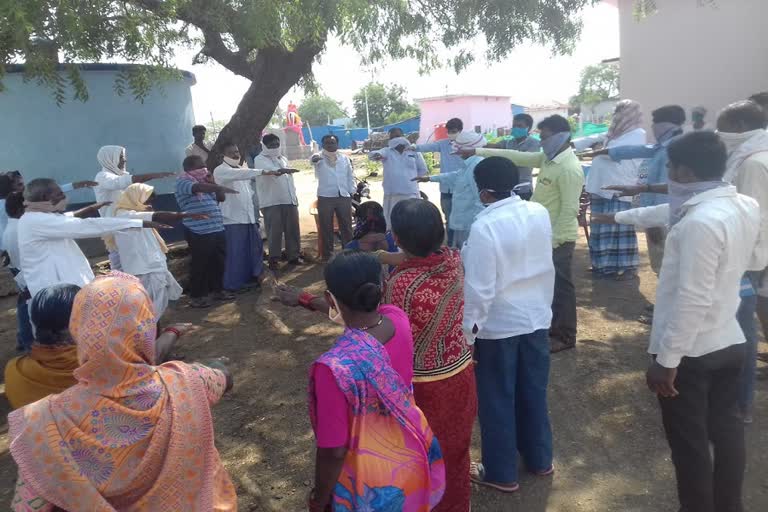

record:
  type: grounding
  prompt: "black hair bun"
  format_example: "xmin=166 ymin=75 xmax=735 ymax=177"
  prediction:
xmin=353 ymin=282 xmax=382 ymax=312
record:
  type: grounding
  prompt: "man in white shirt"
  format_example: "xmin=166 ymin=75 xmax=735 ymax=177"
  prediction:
xmin=19 ymin=178 xmax=167 ymax=301
xmin=214 ymin=142 xmax=278 ymax=291
xmin=252 ymin=134 xmax=302 ymax=270
xmin=185 ymin=125 xmax=211 ymax=161
xmin=370 ymin=127 xmax=428 ymax=227
xmin=93 ymin=145 xmax=175 ymax=270
xmin=462 ymin=156 xmax=556 ymax=493
xmin=597 ymin=132 xmax=763 ymax=512
xmin=311 ymin=134 xmax=355 ymax=260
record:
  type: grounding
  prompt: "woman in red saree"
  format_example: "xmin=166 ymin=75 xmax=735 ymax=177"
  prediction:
xmin=380 ymin=199 xmax=478 ymax=512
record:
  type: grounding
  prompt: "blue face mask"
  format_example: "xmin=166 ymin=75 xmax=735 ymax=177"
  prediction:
xmin=511 ymin=127 xmax=529 ymax=139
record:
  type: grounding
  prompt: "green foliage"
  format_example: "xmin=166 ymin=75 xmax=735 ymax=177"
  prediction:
xmin=1 ymin=0 xmax=599 ymax=105
xmin=353 ymin=82 xmax=419 ymax=127
xmin=298 ymin=93 xmax=347 ymax=126
xmin=422 ymin=152 xmax=437 ymax=174
xmin=569 ymin=63 xmax=620 ymax=108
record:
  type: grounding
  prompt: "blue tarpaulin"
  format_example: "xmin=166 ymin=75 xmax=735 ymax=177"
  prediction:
xmin=302 ymin=117 xmax=421 ymax=149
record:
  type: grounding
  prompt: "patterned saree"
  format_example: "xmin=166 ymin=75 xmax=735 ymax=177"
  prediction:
xmin=309 ymin=329 xmax=446 ymax=511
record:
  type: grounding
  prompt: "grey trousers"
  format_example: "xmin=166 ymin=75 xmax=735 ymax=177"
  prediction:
xmin=261 ymin=204 xmax=301 ymax=261
xmin=317 ymin=196 xmax=353 ymax=259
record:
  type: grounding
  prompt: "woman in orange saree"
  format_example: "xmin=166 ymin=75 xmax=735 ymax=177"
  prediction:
xmin=8 ymin=272 xmax=237 ymax=511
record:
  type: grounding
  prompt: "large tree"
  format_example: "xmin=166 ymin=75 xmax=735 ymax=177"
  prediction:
xmin=2 ymin=0 xmax=599 ymax=165
xmin=569 ymin=63 xmax=620 ymax=108
xmin=352 ymin=83 xmax=418 ymax=128
xmin=298 ymin=94 xmax=347 ymax=127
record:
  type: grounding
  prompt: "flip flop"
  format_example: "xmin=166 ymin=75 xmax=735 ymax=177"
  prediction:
xmin=532 ymin=465 xmax=555 ymax=476
xmin=469 ymin=462 xmax=520 ymax=493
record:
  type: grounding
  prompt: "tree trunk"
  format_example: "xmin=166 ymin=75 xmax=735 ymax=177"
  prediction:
xmin=207 ymin=44 xmax=320 ymax=169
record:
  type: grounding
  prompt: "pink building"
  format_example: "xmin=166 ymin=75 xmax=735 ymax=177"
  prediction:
xmin=415 ymin=94 xmax=512 ymax=143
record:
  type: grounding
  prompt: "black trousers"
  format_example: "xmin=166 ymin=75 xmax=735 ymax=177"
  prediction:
xmin=658 ymin=343 xmax=746 ymax=512
xmin=184 ymin=228 xmax=226 ymax=298
xmin=551 ymin=242 xmax=577 ymax=344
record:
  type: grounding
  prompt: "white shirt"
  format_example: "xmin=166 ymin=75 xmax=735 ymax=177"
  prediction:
xmin=2 ymin=218 xmax=25 ymax=289
xmin=94 ymin=170 xmax=133 ymax=217
xmin=0 ymin=198 xmax=7 ymax=251
xmin=213 ymin=163 xmax=263 ymax=225
xmin=252 ymin=154 xmax=298 ymax=208
xmin=19 ymin=212 xmax=143 ymax=299
xmin=313 ymin=153 xmax=356 ymax=198
xmin=114 ymin=210 xmax=167 ymax=275
xmin=582 ymin=128 xmax=646 ymax=201
xmin=462 ymin=196 xmax=555 ymax=341
xmin=185 ymin=142 xmax=210 ymax=160
xmin=616 ymin=187 xmax=764 ymax=368
xmin=371 ymin=148 xmax=428 ymax=196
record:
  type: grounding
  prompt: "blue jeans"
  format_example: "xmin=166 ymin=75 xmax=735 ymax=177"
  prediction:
xmin=16 ymin=292 xmax=34 ymax=351
xmin=737 ymin=275 xmax=759 ymax=411
xmin=474 ymin=329 xmax=553 ymax=483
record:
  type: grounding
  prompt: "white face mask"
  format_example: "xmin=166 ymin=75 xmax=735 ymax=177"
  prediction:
xmin=262 ymin=147 xmax=281 ymax=157
xmin=327 ymin=292 xmax=345 ymax=326
xmin=717 ymin=130 xmax=759 ymax=155
xmin=223 ymin=156 xmax=241 ymax=167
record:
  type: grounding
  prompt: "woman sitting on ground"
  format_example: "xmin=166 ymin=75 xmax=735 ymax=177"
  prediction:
xmin=344 ymin=201 xmax=397 ymax=253
xmin=8 ymin=272 xmax=236 ymax=511
xmin=275 ymin=251 xmax=445 ymax=511
xmin=4 ymin=284 xmax=81 ymax=410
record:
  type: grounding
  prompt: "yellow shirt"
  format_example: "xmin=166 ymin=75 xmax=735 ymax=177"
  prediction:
xmin=477 ymin=147 xmax=584 ymax=247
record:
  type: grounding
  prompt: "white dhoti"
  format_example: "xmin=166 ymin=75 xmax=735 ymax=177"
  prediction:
xmin=138 ymin=270 xmax=183 ymax=319
xmin=383 ymin=193 xmax=421 ymax=228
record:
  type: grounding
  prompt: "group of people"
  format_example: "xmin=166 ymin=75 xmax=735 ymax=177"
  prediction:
xmin=1 ymin=89 xmax=767 ymax=512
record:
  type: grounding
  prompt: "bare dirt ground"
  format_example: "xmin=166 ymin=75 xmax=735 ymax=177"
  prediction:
xmin=0 ymin=170 xmax=766 ymax=511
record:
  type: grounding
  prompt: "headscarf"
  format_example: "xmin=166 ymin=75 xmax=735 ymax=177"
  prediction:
xmin=114 ymin=183 xmax=169 ymax=254
xmin=353 ymin=201 xmax=388 ymax=240
xmin=606 ymin=100 xmax=643 ymax=144
xmin=452 ymin=131 xmax=488 ymax=151
xmin=97 ymin=145 xmax=126 ymax=176
xmin=8 ymin=272 xmax=236 ymax=511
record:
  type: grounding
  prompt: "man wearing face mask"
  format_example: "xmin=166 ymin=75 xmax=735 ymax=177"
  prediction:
xmin=214 ymin=142 xmax=282 ymax=292
xmin=462 ymin=114 xmax=584 ymax=353
xmin=593 ymin=131 xmax=764 ymax=512
xmin=311 ymin=134 xmax=356 ymax=261
xmin=252 ymin=134 xmax=302 ymax=271
xmin=370 ymin=127 xmax=428 ymax=227
xmin=18 ymin=178 xmax=169 ymax=302
xmin=94 ymin=145 xmax=176 ymax=271
xmin=594 ymin=105 xmax=686 ymax=278
xmin=411 ymin=117 xmax=465 ymax=244
xmin=503 ymin=114 xmax=541 ymax=195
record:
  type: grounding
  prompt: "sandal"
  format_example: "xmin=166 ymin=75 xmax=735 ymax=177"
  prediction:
xmin=615 ymin=270 xmax=637 ymax=281
xmin=469 ymin=462 xmax=520 ymax=493
xmin=532 ymin=465 xmax=555 ymax=476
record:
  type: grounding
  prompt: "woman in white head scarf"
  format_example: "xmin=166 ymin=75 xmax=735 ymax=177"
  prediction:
xmin=93 ymin=145 xmax=175 ymax=270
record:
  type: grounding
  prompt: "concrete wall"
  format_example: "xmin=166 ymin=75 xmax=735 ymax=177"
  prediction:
xmin=417 ymin=96 xmax=512 ymax=142
xmin=618 ymin=0 xmax=768 ymax=139
xmin=0 ymin=65 xmax=196 ymax=204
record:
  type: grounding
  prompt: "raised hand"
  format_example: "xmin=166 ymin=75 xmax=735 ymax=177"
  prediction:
xmin=603 ymin=184 xmax=645 ymax=197
xmin=143 ymin=221 xmax=173 ymax=230
xmin=181 ymin=212 xmax=209 ymax=220
xmin=278 ymin=168 xmax=300 ymax=174
xmin=411 ymin=176 xmax=430 ymax=183
xmin=311 ymin=155 xmax=322 ymax=164
xmin=72 ymin=180 xmax=99 ymax=189
xmin=218 ymin=186 xmax=239 ymax=194
xmin=590 ymin=213 xmax=617 ymax=225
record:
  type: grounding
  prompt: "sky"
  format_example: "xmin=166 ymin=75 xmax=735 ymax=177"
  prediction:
xmin=177 ymin=2 xmax=619 ymax=124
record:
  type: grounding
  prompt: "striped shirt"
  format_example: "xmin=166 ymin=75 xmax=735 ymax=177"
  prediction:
xmin=174 ymin=178 xmax=224 ymax=234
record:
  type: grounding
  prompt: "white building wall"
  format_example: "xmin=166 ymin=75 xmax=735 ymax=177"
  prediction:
xmin=618 ymin=0 xmax=768 ymax=139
